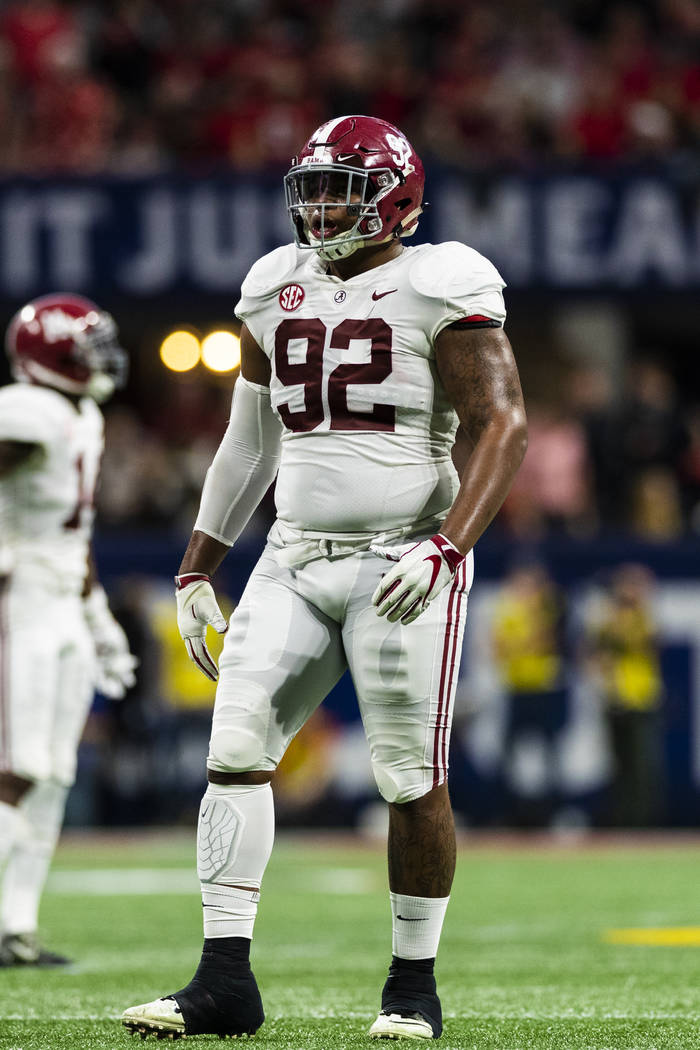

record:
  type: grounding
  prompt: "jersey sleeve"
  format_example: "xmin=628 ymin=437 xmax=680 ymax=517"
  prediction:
xmin=409 ymin=241 xmax=507 ymax=343
xmin=0 ymin=385 xmax=65 ymax=446
xmin=234 ymin=243 xmax=300 ymax=349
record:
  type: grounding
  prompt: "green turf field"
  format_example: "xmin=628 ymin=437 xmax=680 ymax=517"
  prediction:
xmin=3 ymin=832 xmax=700 ymax=1049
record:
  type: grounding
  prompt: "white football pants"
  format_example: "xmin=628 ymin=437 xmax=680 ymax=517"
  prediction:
xmin=208 ymin=533 xmax=472 ymax=803
xmin=0 ymin=574 xmax=94 ymax=785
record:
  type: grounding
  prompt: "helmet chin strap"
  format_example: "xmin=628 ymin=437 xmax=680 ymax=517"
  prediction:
xmin=316 ymin=236 xmax=364 ymax=262
xmin=315 ymin=228 xmax=397 ymax=263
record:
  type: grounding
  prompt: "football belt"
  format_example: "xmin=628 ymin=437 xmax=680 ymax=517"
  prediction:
xmin=269 ymin=515 xmax=444 ymax=570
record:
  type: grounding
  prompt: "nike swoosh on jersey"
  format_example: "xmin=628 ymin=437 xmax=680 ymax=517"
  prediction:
xmin=371 ymin=289 xmax=398 ymax=300
xmin=396 ymin=915 xmax=429 ymax=921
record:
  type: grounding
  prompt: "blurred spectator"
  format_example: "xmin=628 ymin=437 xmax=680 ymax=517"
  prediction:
xmin=0 ymin=0 xmax=698 ymax=172
xmin=503 ymin=403 xmax=594 ymax=537
xmin=570 ymin=358 xmax=689 ymax=535
xmin=98 ymin=406 xmax=187 ymax=529
xmin=491 ymin=560 xmax=568 ymax=826
xmin=616 ymin=359 xmax=688 ymax=533
xmin=629 ymin=465 xmax=684 ymax=539
xmin=584 ymin=564 xmax=665 ymax=826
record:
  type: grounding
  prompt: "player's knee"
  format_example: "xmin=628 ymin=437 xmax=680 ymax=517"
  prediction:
xmin=209 ymin=726 xmax=265 ymax=772
xmin=372 ymin=761 xmax=425 ymax=805
xmin=208 ymin=680 xmax=272 ymax=772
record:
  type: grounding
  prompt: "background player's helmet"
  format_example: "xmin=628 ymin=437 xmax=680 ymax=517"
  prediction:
xmin=6 ymin=293 xmax=128 ymax=403
xmin=285 ymin=115 xmax=425 ymax=261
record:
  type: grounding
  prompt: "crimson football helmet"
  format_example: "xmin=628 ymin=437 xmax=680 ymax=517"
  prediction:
xmin=284 ymin=115 xmax=425 ymax=261
xmin=6 ymin=293 xmax=127 ymax=403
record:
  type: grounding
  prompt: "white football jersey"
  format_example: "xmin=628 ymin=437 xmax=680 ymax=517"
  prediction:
xmin=0 ymin=383 xmax=104 ymax=592
xmin=236 ymin=241 xmax=506 ymax=534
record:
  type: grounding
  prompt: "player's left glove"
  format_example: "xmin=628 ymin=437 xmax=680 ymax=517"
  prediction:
xmin=83 ymin=585 xmax=139 ymax=699
xmin=370 ymin=534 xmax=465 ymax=625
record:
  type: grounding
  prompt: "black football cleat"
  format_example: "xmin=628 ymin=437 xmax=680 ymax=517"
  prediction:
xmin=0 ymin=932 xmax=73 ymax=967
xmin=369 ymin=967 xmax=442 ymax=1039
xmin=122 ymin=971 xmax=264 ymax=1040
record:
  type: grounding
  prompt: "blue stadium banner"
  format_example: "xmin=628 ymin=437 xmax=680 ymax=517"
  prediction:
xmin=0 ymin=168 xmax=698 ymax=298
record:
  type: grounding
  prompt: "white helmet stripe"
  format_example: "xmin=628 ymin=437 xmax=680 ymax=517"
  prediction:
xmin=313 ymin=115 xmax=350 ymax=146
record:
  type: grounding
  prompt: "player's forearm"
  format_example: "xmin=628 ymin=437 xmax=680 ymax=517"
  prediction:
xmin=82 ymin=544 xmax=98 ymax=597
xmin=179 ymin=529 xmax=231 ymax=577
xmin=439 ymin=409 xmax=527 ymax=555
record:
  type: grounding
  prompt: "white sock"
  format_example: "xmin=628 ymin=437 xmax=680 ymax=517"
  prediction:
xmin=0 ymin=800 xmax=27 ymax=870
xmin=1 ymin=780 xmax=68 ymax=935
xmin=390 ymin=892 xmax=450 ymax=960
xmin=197 ymin=781 xmax=275 ymax=940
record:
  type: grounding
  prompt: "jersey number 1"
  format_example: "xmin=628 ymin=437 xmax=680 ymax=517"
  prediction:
xmin=274 ymin=318 xmax=395 ymax=433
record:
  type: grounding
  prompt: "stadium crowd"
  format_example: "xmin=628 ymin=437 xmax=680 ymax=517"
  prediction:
xmin=0 ymin=0 xmax=698 ymax=173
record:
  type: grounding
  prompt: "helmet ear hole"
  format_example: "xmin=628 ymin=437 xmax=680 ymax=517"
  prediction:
xmin=395 ymin=198 xmax=411 ymax=210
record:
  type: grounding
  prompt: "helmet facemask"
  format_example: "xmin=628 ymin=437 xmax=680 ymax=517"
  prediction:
xmin=284 ymin=163 xmax=400 ymax=261
xmin=74 ymin=311 xmax=128 ymax=402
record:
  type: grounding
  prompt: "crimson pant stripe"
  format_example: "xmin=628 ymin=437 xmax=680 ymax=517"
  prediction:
xmin=0 ymin=576 xmax=9 ymax=768
xmin=440 ymin=561 xmax=467 ymax=779
xmin=432 ymin=566 xmax=461 ymax=788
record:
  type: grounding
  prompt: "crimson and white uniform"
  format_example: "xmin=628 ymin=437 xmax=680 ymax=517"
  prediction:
xmin=204 ymin=241 xmax=505 ymax=802
xmin=237 ymin=240 xmax=505 ymax=533
xmin=0 ymin=383 xmax=103 ymax=784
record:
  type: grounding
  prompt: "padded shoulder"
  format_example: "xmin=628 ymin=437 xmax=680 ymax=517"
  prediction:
xmin=240 ymin=243 xmax=301 ymax=299
xmin=0 ymin=383 xmax=71 ymax=445
xmin=408 ymin=241 xmax=505 ymax=300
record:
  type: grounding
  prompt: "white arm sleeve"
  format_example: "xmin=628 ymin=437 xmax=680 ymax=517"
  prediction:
xmin=194 ymin=375 xmax=283 ymax=546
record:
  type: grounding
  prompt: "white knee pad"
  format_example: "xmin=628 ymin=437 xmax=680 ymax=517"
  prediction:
xmin=197 ymin=781 xmax=274 ymax=886
xmin=197 ymin=781 xmax=275 ymax=939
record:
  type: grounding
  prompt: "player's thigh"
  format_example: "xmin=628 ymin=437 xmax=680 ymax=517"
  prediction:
xmin=0 ymin=578 xmax=60 ymax=781
xmin=345 ymin=554 xmax=471 ymax=803
xmin=209 ymin=551 xmax=347 ymax=774
xmin=51 ymin=607 xmax=96 ymax=786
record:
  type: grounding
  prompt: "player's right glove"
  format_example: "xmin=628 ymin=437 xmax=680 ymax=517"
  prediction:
xmin=370 ymin=534 xmax=465 ymax=625
xmin=175 ymin=572 xmax=229 ymax=682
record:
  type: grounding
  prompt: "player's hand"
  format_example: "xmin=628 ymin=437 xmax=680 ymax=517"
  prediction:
xmin=83 ymin=586 xmax=139 ymax=699
xmin=370 ymin=534 xmax=465 ymax=625
xmin=175 ymin=572 xmax=228 ymax=681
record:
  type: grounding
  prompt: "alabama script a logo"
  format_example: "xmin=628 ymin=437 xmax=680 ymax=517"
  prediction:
xmin=279 ymin=284 xmax=305 ymax=311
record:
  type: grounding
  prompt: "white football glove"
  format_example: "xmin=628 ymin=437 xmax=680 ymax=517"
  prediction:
xmin=83 ymin=586 xmax=139 ymax=699
xmin=370 ymin=534 xmax=465 ymax=625
xmin=175 ymin=572 xmax=228 ymax=682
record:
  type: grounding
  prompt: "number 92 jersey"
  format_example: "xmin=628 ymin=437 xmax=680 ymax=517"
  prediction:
xmin=235 ymin=240 xmax=506 ymax=535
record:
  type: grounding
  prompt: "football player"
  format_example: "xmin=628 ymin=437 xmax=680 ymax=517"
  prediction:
xmin=123 ymin=115 xmax=527 ymax=1040
xmin=0 ymin=294 xmax=137 ymax=966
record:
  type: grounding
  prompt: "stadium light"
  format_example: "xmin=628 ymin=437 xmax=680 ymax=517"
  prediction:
xmin=159 ymin=330 xmax=201 ymax=372
xmin=201 ymin=330 xmax=241 ymax=373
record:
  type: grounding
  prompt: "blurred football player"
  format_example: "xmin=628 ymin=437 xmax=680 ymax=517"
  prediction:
xmin=0 ymin=294 xmax=137 ymax=966
xmin=123 ymin=115 xmax=527 ymax=1040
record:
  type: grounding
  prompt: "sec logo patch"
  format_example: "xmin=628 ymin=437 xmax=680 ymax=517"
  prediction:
xmin=279 ymin=284 xmax=305 ymax=311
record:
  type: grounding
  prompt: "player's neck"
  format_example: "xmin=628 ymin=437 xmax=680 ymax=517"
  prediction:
xmin=326 ymin=238 xmax=403 ymax=281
